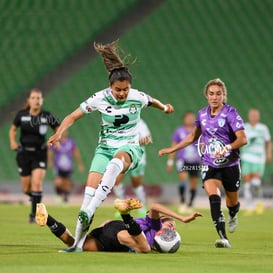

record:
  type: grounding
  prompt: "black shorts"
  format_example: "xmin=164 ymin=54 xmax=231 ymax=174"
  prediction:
xmin=88 ymin=220 xmax=130 ymax=252
xmin=56 ymin=170 xmax=72 ymax=178
xmin=177 ymin=161 xmax=200 ymax=177
xmin=201 ymin=164 xmax=241 ymax=192
xmin=16 ymin=148 xmax=47 ymax=176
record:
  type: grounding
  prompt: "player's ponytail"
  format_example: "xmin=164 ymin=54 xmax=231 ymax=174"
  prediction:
xmin=94 ymin=40 xmax=134 ymax=84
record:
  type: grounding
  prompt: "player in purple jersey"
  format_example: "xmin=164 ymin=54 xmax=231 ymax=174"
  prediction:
xmin=166 ymin=111 xmax=201 ymax=213
xmin=159 ymin=79 xmax=247 ymax=248
xmin=48 ymin=130 xmax=85 ymax=203
xmin=35 ymin=200 xmax=202 ymax=253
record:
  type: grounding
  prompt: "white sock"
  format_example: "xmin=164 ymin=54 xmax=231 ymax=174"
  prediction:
xmin=86 ymin=158 xmax=124 ymax=216
xmin=251 ymin=178 xmax=261 ymax=187
xmin=133 ymin=185 xmax=146 ymax=211
xmin=113 ymin=184 xmax=126 ymax=200
xmin=73 ymin=217 xmax=86 ymax=249
xmin=74 ymin=159 xmax=123 ymax=249
xmin=244 ymin=183 xmax=254 ymax=210
xmin=81 ymin=186 xmax=96 ymax=209
xmin=72 ymin=187 xmax=95 ymax=248
xmin=251 ymin=178 xmax=263 ymax=199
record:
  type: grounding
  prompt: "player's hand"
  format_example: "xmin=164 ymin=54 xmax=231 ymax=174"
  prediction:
xmin=158 ymin=148 xmax=173 ymax=156
xmin=181 ymin=211 xmax=203 ymax=223
xmin=164 ymin=104 xmax=174 ymax=114
xmin=214 ymin=145 xmax=231 ymax=158
xmin=47 ymin=134 xmax=61 ymax=149
xmin=139 ymin=136 xmax=152 ymax=145
xmin=10 ymin=141 xmax=19 ymax=151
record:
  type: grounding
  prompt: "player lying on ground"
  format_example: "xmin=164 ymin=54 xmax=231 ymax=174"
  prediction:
xmin=36 ymin=199 xmax=203 ymax=253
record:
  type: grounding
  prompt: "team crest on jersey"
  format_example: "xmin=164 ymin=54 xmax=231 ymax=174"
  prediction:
xmin=129 ymin=104 xmax=137 ymax=114
xmin=39 ymin=125 xmax=48 ymax=135
xmin=218 ymin=118 xmax=225 ymax=127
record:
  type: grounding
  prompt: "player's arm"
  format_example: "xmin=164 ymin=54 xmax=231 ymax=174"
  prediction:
xmin=48 ymin=108 xmax=84 ymax=147
xmin=117 ymin=230 xmax=151 ymax=253
xmin=159 ymin=127 xmax=201 ymax=156
xmin=265 ymin=140 xmax=272 ymax=162
xmin=229 ymin=129 xmax=248 ymax=150
xmin=148 ymin=97 xmax=174 ymax=114
xmin=47 ymin=149 xmax=54 ymax=169
xmin=9 ymin=124 xmax=19 ymax=150
xmin=148 ymin=203 xmax=203 ymax=223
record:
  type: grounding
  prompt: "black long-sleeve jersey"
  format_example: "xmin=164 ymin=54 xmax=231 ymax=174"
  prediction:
xmin=13 ymin=109 xmax=60 ymax=149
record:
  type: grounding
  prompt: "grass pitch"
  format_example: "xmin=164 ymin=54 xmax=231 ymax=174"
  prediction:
xmin=0 ymin=203 xmax=272 ymax=273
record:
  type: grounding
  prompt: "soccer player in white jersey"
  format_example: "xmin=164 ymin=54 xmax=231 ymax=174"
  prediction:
xmin=113 ymin=118 xmax=152 ymax=217
xmin=48 ymin=40 xmax=174 ymax=252
xmin=240 ymin=109 xmax=272 ymax=215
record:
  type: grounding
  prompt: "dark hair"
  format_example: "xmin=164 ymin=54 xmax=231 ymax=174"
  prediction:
xmin=94 ymin=40 xmax=133 ymax=85
xmin=108 ymin=67 xmax=132 ymax=85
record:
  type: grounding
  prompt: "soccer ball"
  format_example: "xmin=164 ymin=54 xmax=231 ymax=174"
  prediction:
xmin=153 ymin=228 xmax=181 ymax=253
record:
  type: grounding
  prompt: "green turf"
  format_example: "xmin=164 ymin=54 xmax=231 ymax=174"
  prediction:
xmin=0 ymin=203 xmax=272 ymax=273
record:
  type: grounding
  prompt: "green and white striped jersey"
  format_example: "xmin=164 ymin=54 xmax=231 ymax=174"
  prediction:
xmin=241 ymin=122 xmax=271 ymax=163
xmin=80 ymin=88 xmax=150 ymax=148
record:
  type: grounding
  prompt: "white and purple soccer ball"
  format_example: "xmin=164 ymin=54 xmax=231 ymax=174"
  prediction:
xmin=153 ymin=228 xmax=181 ymax=253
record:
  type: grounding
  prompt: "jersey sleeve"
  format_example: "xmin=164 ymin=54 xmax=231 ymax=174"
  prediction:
xmin=264 ymin=124 xmax=271 ymax=141
xmin=137 ymin=91 xmax=151 ymax=108
xmin=13 ymin=111 xmax=21 ymax=127
xmin=135 ymin=215 xmax=161 ymax=232
xmin=227 ymin=107 xmax=245 ymax=132
xmin=79 ymin=92 xmax=100 ymax=114
xmin=135 ymin=215 xmax=162 ymax=247
xmin=195 ymin=110 xmax=201 ymax=128
xmin=172 ymin=127 xmax=180 ymax=143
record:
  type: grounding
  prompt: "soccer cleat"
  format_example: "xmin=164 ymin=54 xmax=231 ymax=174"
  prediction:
xmin=114 ymin=198 xmax=142 ymax=214
xmin=228 ymin=215 xmax=238 ymax=233
xmin=78 ymin=209 xmax=92 ymax=232
xmin=255 ymin=202 xmax=264 ymax=215
xmin=59 ymin=247 xmax=83 ymax=253
xmin=215 ymin=239 xmax=231 ymax=248
xmin=35 ymin=203 xmax=48 ymax=226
